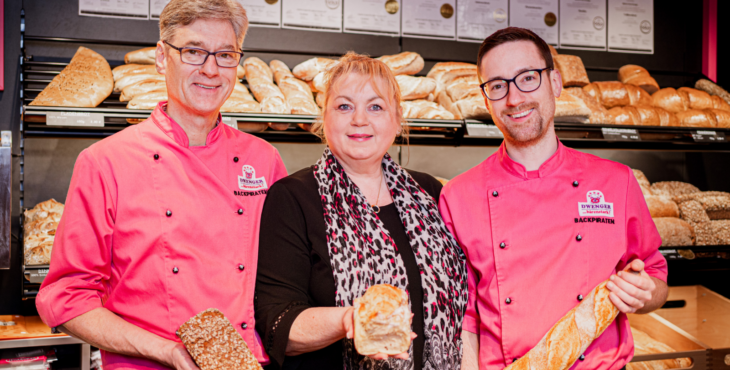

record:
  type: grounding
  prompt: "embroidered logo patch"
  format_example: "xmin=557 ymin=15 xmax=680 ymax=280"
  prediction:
xmin=578 ymin=190 xmax=614 ymax=217
xmin=238 ymin=165 xmax=268 ymax=191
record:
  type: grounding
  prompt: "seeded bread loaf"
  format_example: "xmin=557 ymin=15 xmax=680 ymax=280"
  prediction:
xmin=653 ymin=218 xmax=694 ymax=247
xmin=650 ymin=182 xmax=700 ymax=198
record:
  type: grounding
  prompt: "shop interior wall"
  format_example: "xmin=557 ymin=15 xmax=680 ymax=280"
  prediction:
xmin=1 ymin=0 xmax=729 ymax=314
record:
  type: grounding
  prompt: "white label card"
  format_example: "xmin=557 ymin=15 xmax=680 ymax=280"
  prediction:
xmin=47 ymin=112 xmax=105 ymax=127
xmin=222 ymin=116 xmax=238 ymax=130
xmin=509 ymin=0 xmax=559 ymax=45
xmin=607 ymin=0 xmax=653 ymax=54
xmin=401 ymin=0 xmax=456 ymax=40
xmin=559 ymin=0 xmax=606 ymax=50
xmin=238 ymin=0 xmax=282 ymax=28
xmin=282 ymin=0 xmax=343 ymax=33
xmin=466 ymin=123 xmax=503 ymax=138
xmin=149 ymin=0 xmax=171 ymax=19
xmin=79 ymin=0 xmax=150 ymax=20
xmin=456 ymin=0 xmax=509 ymax=43
xmin=344 ymin=0 xmax=401 ymax=36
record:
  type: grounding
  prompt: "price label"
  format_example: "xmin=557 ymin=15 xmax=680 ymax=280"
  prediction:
xmin=466 ymin=123 xmax=504 ymax=138
xmin=25 ymin=268 xmax=49 ymax=284
xmin=222 ymin=116 xmax=237 ymax=130
xmin=601 ymin=127 xmax=640 ymax=141
xmin=691 ymin=130 xmax=726 ymax=143
xmin=47 ymin=112 xmax=104 ymax=127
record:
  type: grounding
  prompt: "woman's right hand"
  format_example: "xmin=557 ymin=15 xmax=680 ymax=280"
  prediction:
xmin=343 ymin=307 xmax=416 ymax=361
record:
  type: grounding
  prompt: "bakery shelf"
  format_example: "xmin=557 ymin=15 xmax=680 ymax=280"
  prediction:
xmin=628 ymin=312 xmax=711 ymax=369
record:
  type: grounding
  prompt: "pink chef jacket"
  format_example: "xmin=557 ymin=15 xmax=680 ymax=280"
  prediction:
xmin=36 ymin=103 xmax=287 ymax=370
xmin=439 ymin=140 xmax=667 ymax=370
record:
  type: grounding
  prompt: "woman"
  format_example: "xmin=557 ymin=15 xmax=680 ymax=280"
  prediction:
xmin=255 ymin=53 xmax=468 ymax=370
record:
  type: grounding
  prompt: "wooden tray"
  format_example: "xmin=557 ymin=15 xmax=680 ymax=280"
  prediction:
xmin=0 ymin=315 xmax=67 ymax=341
xmin=655 ymin=285 xmax=730 ymax=369
xmin=628 ymin=312 xmax=709 ymax=369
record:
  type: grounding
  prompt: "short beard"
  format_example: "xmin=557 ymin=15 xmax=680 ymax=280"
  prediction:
xmin=496 ymin=102 xmax=550 ymax=147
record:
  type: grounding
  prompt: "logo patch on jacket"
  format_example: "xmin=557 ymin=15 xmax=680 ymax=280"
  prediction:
xmin=578 ymin=190 xmax=614 ymax=217
xmin=238 ymin=165 xmax=268 ymax=191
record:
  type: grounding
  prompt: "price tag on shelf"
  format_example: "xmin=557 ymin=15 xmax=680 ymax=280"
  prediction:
xmin=47 ymin=112 xmax=104 ymax=127
xmin=601 ymin=127 xmax=640 ymax=141
xmin=24 ymin=268 xmax=49 ymax=284
xmin=466 ymin=123 xmax=504 ymax=138
xmin=222 ymin=116 xmax=237 ymax=130
xmin=691 ymin=130 xmax=726 ymax=143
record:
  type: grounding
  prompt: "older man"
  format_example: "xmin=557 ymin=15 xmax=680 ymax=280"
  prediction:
xmin=439 ymin=27 xmax=668 ymax=370
xmin=36 ymin=1 xmax=287 ymax=369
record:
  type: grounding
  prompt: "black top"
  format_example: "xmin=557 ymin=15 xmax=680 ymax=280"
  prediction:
xmin=255 ymin=166 xmax=443 ymax=370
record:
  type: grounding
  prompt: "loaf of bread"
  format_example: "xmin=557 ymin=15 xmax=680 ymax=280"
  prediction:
xmin=436 ymin=91 xmax=463 ymax=120
xmin=244 ymin=57 xmax=288 ymax=114
xmin=677 ymin=200 xmax=711 ymax=224
xmin=237 ymin=64 xmax=245 ymax=80
xmin=396 ymin=75 xmax=438 ymax=101
xmin=711 ymin=220 xmax=730 ymax=244
xmin=220 ymin=97 xmax=261 ymax=113
xmin=30 ymin=47 xmax=113 ymax=107
xmin=608 ymin=106 xmax=641 ymax=125
xmin=651 ymin=88 xmax=688 ymax=113
xmin=443 ymin=75 xmax=480 ymax=101
xmin=549 ymin=45 xmax=559 ymax=57
xmin=609 ymin=106 xmax=678 ymax=127
xmin=675 ymin=192 xmax=730 ymax=220
xmin=710 ymin=95 xmax=730 ymax=111
xmin=505 ymin=281 xmax=619 ymax=370
xmin=243 ymin=57 xmax=274 ymax=82
xmin=354 ymin=284 xmax=411 ymax=356
xmin=703 ymin=108 xmax=730 ymax=128
xmin=650 ymin=182 xmax=700 ymax=198
xmin=453 ymin=95 xmax=491 ymax=120
xmin=112 ymin=64 xmax=158 ymax=81
xmin=695 ymin=79 xmax=730 ymax=105
xmin=645 ymin=196 xmax=680 ymax=218
xmin=278 ymin=76 xmax=319 ymax=115
xmin=426 ymin=62 xmax=477 ymax=79
xmin=677 ymin=87 xmax=714 ymax=110
xmin=232 ymin=81 xmax=256 ymax=101
xmin=124 ymin=47 xmax=156 ymax=64
xmin=676 ymin=109 xmax=718 ymax=128
xmin=114 ymin=73 xmax=165 ymax=94
xmin=401 ymin=100 xmax=455 ymax=120
xmin=555 ymin=93 xmax=591 ymax=123
xmin=618 ymin=65 xmax=660 ymax=94
xmin=315 ymin=91 xmax=326 ymax=108
xmin=120 ymin=79 xmax=167 ymax=102
xmin=626 ymin=327 xmax=692 ymax=370
xmin=554 ymin=55 xmax=590 ymax=87
xmin=377 ymin=52 xmax=424 ymax=76
xmin=632 ymin=169 xmax=651 ymax=189
xmin=431 ymin=68 xmax=479 ymax=98
xmin=127 ymin=90 xmax=168 ymax=110
xmin=269 ymin=60 xmax=293 ymax=85
xmin=292 ymin=57 xmax=338 ymax=81
xmin=177 ymin=309 xmax=263 ymax=370
xmin=653 ymin=217 xmax=694 ymax=246
xmin=691 ymin=221 xmax=717 ymax=245
xmin=564 ymin=87 xmax=614 ymax=124
xmin=583 ymin=82 xmax=652 ymax=109
xmin=23 ymin=199 xmax=65 ymax=266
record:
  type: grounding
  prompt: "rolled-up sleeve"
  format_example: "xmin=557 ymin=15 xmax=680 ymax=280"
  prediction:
xmin=620 ymin=167 xmax=668 ymax=282
xmin=36 ymin=149 xmax=116 ymax=328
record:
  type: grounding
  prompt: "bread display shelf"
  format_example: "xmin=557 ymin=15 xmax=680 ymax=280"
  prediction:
xmin=628 ymin=312 xmax=710 ymax=369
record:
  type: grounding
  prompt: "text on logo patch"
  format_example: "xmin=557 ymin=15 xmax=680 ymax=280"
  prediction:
xmin=578 ymin=190 xmax=614 ymax=217
xmin=238 ymin=165 xmax=268 ymax=191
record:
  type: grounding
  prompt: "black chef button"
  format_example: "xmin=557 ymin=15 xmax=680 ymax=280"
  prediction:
xmin=173 ymin=267 xmax=179 ymax=274
xmin=154 ymin=154 xmax=159 ymax=160
xmin=576 ymin=234 xmax=582 ymax=241
xmin=578 ymin=294 xmax=584 ymax=301
xmin=237 ymin=209 xmax=244 ymax=215
xmin=573 ymin=180 xmax=579 ymax=187
xmin=233 ymin=157 xmax=239 ymax=163
xmin=500 ymin=242 xmax=506 ymax=249
xmin=166 ymin=210 xmax=172 ymax=217
xmin=492 ymin=191 xmax=499 ymax=197
xmin=241 ymin=323 xmax=248 ymax=329
xmin=579 ymin=354 xmax=585 ymax=361
xmin=238 ymin=264 xmax=245 ymax=271
xmin=506 ymin=298 xmax=512 ymax=304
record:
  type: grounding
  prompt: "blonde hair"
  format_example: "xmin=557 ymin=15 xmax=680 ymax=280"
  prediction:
xmin=159 ymin=0 xmax=248 ymax=49
xmin=311 ymin=52 xmax=408 ymax=143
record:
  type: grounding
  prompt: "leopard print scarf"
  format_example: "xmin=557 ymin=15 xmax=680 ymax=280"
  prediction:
xmin=314 ymin=148 xmax=468 ymax=370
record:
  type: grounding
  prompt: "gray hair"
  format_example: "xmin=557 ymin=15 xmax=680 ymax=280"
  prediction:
xmin=159 ymin=0 xmax=248 ymax=49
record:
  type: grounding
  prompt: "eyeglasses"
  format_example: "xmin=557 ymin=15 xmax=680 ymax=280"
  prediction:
xmin=163 ymin=41 xmax=244 ymax=68
xmin=480 ymin=68 xmax=552 ymax=101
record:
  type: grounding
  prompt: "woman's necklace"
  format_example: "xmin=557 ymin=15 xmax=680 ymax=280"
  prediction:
xmin=371 ymin=171 xmax=384 ymax=214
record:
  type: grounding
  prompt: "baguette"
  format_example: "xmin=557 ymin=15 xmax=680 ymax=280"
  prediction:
xmin=112 ymin=64 xmax=158 ymax=81
xmin=278 ymin=75 xmax=319 ymax=115
xmin=505 ymin=281 xmax=619 ymax=370
xmin=127 ymin=90 xmax=168 ymax=110
xmin=124 ymin=47 xmax=156 ymax=64
xmin=292 ymin=57 xmax=337 ymax=81
xmin=120 ymin=79 xmax=167 ymax=102
xmin=653 ymin=218 xmax=694 ymax=246
xmin=632 ymin=105 xmax=678 ymax=127
xmin=627 ymin=327 xmax=692 ymax=370
xmin=233 ymin=81 xmax=255 ymax=101
xmin=644 ymin=196 xmax=680 ymax=218
xmin=695 ymin=79 xmax=730 ymax=105
xmin=676 ymin=109 xmax=718 ymax=128
xmin=311 ymin=72 xmax=328 ymax=93
xmin=618 ymin=65 xmax=659 ymax=94
xmin=397 ymin=75 xmax=438 ymax=101
xmin=237 ymin=64 xmax=245 ymax=80
xmin=114 ymin=73 xmax=165 ymax=93
xmin=245 ymin=57 xmax=288 ymax=114
xmin=401 ymin=100 xmax=455 ymax=120
xmin=269 ymin=60 xmax=293 ymax=85
xmin=377 ymin=52 xmax=424 ymax=76
xmin=354 ymin=284 xmax=411 ymax=356
xmin=554 ymin=55 xmax=590 ymax=87
xmin=243 ymin=57 xmax=274 ymax=82
xmin=555 ymin=93 xmax=591 ymax=123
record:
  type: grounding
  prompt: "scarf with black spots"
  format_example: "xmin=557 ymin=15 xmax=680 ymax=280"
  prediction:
xmin=313 ymin=147 xmax=468 ymax=370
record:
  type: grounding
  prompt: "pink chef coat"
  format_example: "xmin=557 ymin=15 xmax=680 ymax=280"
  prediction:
xmin=439 ymin=140 xmax=667 ymax=370
xmin=36 ymin=103 xmax=287 ymax=370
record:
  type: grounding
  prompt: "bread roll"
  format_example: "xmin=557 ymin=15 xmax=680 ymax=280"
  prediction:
xmin=127 ymin=90 xmax=168 ymax=110
xmin=401 ymin=100 xmax=455 ymax=120
xmin=30 ymin=47 xmax=113 ymax=107
xmin=555 ymin=93 xmax=591 ymax=123
xmin=677 ymin=200 xmax=710 ymax=224
xmin=114 ymin=73 xmax=165 ymax=93
xmin=695 ymin=79 xmax=730 ymax=105
xmin=426 ymin=62 xmax=477 ymax=78
xmin=676 ymin=109 xmax=718 ymax=128
xmin=653 ymin=218 xmax=694 ymax=246
xmin=124 ymin=47 xmax=156 ymax=64
xmin=396 ymin=75 xmax=438 ymax=101
xmin=112 ymin=64 xmax=158 ymax=81
xmin=627 ymin=327 xmax=692 ymax=370
xmin=177 ymin=309 xmax=263 ymax=370
xmin=652 ymin=88 xmax=689 ymax=113
xmin=618 ymin=65 xmax=659 ymax=94
xmin=220 ymin=97 xmax=261 ymax=113
xmin=354 ymin=284 xmax=411 ymax=356
xmin=120 ymin=79 xmax=167 ymax=102
xmin=292 ymin=57 xmax=337 ymax=81
xmin=645 ymin=196 xmax=680 ymax=218
xmin=269 ymin=60 xmax=293 ymax=85
xmin=704 ymin=108 xmax=730 ymax=128
xmin=711 ymin=220 xmax=730 ymax=244
xmin=377 ymin=52 xmax=424 ymax=76
xmin=650 ymin=182 xmax=700 ymax=198
xmin=554 ymin=55 xmax=590 ymax=87
xmin=677 ymin=87 xmax=714 ymax=110
xmin=505 ymin=281 xmax=619 ymax=370
xmin=564 ymin=87 xmax=614 ymax=124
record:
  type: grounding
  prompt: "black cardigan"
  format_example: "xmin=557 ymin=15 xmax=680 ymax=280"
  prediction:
xmin=255 ymin=166 xmax=443 ymax=370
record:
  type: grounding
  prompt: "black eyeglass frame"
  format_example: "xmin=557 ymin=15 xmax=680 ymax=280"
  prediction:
xmin=480 ymin=67 xmax=553 ymax=101
xmin=163 ymin=41 xmax=244 ymax=68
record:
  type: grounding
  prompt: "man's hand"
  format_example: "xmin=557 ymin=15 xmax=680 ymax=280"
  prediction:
xmin=607 ymin=259 xmax=668 ymax=314
xmin=165 ymin=342 xmax=200 ymax=370
xmin=343 ymin=308 xmax=417 ymax=361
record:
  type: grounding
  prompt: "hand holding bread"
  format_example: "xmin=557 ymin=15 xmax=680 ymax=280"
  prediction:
xmin=606 ymin=260 xmax=657 ymax=314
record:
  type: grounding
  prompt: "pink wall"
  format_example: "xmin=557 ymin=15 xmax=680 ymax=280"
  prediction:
xmin=703 ymin=0 xmax=717 ymax=82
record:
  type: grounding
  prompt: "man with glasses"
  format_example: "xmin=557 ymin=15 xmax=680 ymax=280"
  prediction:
xmin=439 ymin=27 xmax=668 ymax=369
xmin=36 ymin=1 xmax=287 ymax=369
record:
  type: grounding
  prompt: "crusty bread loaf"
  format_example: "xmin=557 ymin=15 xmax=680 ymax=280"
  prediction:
xmin=627 ymin=327 xmax=692 ymax=370
xmin=401 ymin=100 xmax=455 ymax=120
xmin=124 ymin=47 xmax=156 ymax=64
xmin=292 ymin=57 xmax=338 ymax=81
xmin=237 ymin=64 xmax=245 ymax=80
xmin=645 ymin=196 xmax=680 ymax=218
xmin=650 ymin=182 xmax=700 ymax=198
xmin=114 ymin=73 xmax=165 ymax=93
xmin=24 ymin=199 xmax=65 ymax=266
xmin=554 ymin=55 xmax=590 ymax=87
xmin=426 ymin=62 xmax=477 ymax=78
xmin=677 ymin=200 xmax=711 ymax=224
xmin=692 ymin=221 xmax=717 ymax=245
xmin=564 ymin=87 xmax=614 ymax=124
xmin=277 ymin=76 xmax=319 ymax=115
xmin=269 ymin=60 xmax=293 ymax=85
xmin=505 ymin=281 xmax=619 ymax=370
xmin=695 ymin=79 xmax=730 ymax=105
xmin=704 ymin=108 xmax=730 ymax=128
xmin=354 ymin=284 xmax=411 ymax=356
xmin=232 ymin=81 xmax=256 ymax=101
xmin=653 ymin=218 xmax=694 ymax=246
xmin=30 ymin=47 xmax=113 ymax=107
xmin=120 ymin=79 xmax=167 ymax=102
xmin=711 ymin=220 xmax=730 ymax=244
xmin=453 ymin=95 xmax=490 ymax=120
xmin=444 ymin=75 xmax=480 ymax=101
xmin=220 ymin=97 xmax=261 ymax=113
xmin=127 ymin=90 xmax=168 ymax=110
xmin=436 ymin=91 xmax=463 ymax=120
xmin=582 ymin=82 xmax=651 ymax=109
xmin=377 ymin=52 xmax=424 ymax=76
xmin=177 ymin=309 xmax=263 ymax=370
xmin=676 ymin=192 xmax=730 ymax=220
xmin=112 ymin=64 xmax=158 ymax=81
xmin=243 ymin=57 xmax=274 ymax=82
xmin=396 ymin=75 xmax=437 ymax=101
xmin=677 ymin=87 xmax=714 ymax=110
xmin=618 ymin=65 xmax=659 ymax=94
xmin=608 ymin=106 xmax=641 ymax=126
xmin=555 ymin=93 xmax=591 ymax=123
xmin=676 ymin=109 xmax=718 ymax=128
xmin=245 ymin=57 xmax=288 ymax=114
xmin=652 ymin=88 xmax=689 ymax=114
